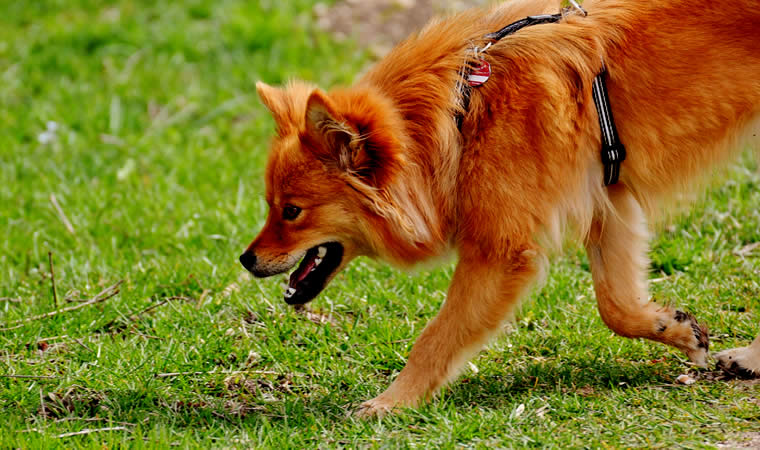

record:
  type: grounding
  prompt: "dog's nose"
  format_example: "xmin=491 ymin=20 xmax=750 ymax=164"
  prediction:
xmin=239 ymin=251 xmax=257 ymax=271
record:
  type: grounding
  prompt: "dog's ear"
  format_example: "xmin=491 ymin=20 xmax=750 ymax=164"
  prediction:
xmin=304 ymin=89 xmax=361 ymax=172
xmin=304 ymin=89 xmax=401 ymax=187
xmin=256 ymin=81 xmax=291 ymax=135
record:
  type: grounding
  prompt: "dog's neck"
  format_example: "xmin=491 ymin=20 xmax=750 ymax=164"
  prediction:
xmin=346 ymin=27 xmax=484 ymax=264
xmin=344 ymin=83 xmax=459 ymax=265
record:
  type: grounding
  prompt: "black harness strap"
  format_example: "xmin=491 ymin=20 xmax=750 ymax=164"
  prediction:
xmin=483 ymin=13 xmax=564 ymax=41
xmin=459 ymin=9 xmax=626 ymax=186
xmin=591 ymin=68 xmax=626 ymax=185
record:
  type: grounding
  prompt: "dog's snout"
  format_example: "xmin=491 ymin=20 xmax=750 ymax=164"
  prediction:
xmin=239 ymin=251 xmax=257 ymax=272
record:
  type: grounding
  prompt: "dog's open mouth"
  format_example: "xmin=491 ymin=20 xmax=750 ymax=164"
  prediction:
xmin=283 ymin=242 xmax=343 ymax=305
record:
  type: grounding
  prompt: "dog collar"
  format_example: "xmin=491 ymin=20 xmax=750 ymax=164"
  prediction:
xmin=458 ymin=3 xmax=626 ymax=186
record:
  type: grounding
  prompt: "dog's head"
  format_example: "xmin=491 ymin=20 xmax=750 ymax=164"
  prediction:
xmin=239 ymin=80 xmax=406 ymax=304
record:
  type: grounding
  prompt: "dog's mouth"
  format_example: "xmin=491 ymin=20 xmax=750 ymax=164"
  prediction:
xmin=283 ymin=242 xmax=343 ymax=305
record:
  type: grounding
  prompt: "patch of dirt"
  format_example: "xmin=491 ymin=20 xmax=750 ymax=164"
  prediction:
xmin=293 ymin=304 xmax=338 ymax=325
xmin=163 ymin=373 xmax=300 ymax=419
xmin=223 ymin=373 xmax=296 ymax=396
xmin=39 ymin=385 xmax=108 ymax=419
xmin=696 ymin=369 xmax=760 ymax=384
xmin=314 ymin=0 xmax=488 ymax=56
xmin=576 ymin=385 xmax=596 ymax=397
xmin=717 ymin=432 xmax=760 ymax=449
xmin=559 ymin=385 xmax=596 ymax=397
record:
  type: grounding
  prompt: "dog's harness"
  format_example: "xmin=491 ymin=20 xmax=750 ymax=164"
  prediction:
xmin=458 ymin=2 xmax=626 ymax=186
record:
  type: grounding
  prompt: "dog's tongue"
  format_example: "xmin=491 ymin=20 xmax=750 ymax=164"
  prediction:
xmin=289 ymin=254 xmax=316 ymax=287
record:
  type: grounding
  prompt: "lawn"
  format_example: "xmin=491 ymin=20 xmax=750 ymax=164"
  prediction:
xmin=1 ymin=0 xmax=758 ymax=447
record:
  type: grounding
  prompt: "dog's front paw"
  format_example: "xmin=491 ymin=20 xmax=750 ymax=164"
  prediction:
xmin=353 ymin=396 xmax=396 ymax=419
xmin=715 ymin=346 xmax=760 ymax=379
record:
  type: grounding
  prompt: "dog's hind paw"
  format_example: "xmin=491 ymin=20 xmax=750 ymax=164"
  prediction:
xmin=715 ymin=346 xmax=760 ymax=379
xmin=352 ymin=397 xmax=396 ymax=419
xmin=656 ymin=309 xmax=710 ymax=367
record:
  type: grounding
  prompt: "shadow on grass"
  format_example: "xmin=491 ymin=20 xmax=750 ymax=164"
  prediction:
xmin=448 ymin=356 xmax=678 ymax=408
xmin=27 ymin=354 xmax=696 ymax=430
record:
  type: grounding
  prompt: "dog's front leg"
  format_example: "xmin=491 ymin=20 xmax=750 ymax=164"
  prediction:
xmin=355 ymin=246 xmax=540 ymax=418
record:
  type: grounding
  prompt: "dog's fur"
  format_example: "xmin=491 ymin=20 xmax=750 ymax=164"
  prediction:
xmin=242 ymin=0 xmax=760 ymax=416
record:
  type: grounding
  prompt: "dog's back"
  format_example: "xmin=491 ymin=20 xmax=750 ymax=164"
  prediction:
xmin=442 ymin=0 xmax=758 ymax=223
xmin=355 ymin=0 xmax=759 ymax=235
xmin=587 ymin=0 xmax=760 ymax=202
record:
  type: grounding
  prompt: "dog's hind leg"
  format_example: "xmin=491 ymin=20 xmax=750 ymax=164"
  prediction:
xmin=584 ymin=184 xmax=709 ymax=366
xmin=354 ymin=246 xmax=541 ymax=418
xmin=715 ymin=334 xmax=760 ymax=378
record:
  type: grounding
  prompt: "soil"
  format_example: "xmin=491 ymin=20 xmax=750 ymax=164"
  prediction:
xmin=717 ymin=432 xmax=760 ymax=449
xmin=313 ymin=0 xmax=487 ymax=57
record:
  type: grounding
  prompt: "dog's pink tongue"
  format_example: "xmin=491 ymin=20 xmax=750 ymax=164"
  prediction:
xmin=290 ymin=257 xmax=316 ymax=286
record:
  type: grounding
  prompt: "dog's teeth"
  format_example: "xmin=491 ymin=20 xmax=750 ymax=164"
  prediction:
xmin=314 ymin=257 xmax=322 ymax=266
xmin=317 ymin=246 xmax=327 ymax=258
xmin=284 ymin=287 xmax=296 ymax=298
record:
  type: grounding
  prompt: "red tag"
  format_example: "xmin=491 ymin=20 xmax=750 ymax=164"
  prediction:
xmin=467 ymin=60 xmax=491 ymax=87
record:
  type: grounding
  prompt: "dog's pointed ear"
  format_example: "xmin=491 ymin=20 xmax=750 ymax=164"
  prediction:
xmin=304 ymin=89 xmax=360 ymax=171
xmin=304 ymin=89 xmax=404 ymax=187
xmin=256 ymin=81 xmax=290 ymax=134
xmin=303 ymin=89 xmax=404 ymax=187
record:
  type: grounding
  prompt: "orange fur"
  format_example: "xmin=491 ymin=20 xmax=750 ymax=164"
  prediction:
xmin=243 ymin=0 xmax=760 ymax=416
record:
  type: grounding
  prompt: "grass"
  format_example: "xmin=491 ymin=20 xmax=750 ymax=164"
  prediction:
xmin=1 ymin=0 xmax=758 ymax=447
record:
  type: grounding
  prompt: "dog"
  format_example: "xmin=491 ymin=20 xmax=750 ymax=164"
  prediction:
xmin=239 ymin=0 xmax=760 ymax=417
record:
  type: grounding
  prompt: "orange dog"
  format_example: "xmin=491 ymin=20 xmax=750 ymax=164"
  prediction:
xmin=240 ymin=0 xmax=760 ymax=416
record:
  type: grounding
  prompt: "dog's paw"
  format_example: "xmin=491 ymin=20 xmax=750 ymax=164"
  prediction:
xmin=352 ymin=397 xmax=396 ymax=419
xmin=659 ymin=309 xmax=709 ymax=367
xmin=715 ymin=346 xmax=760 ymax=379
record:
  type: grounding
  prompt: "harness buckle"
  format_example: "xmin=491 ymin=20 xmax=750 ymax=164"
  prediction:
xmin=601 ymin=144 xmax=626 ymax=186
xmin=600 ymin=144 xmax=627 ymax=165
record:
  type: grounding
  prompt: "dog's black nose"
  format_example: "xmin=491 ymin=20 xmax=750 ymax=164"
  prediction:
xmin=239 ymin=251 xmax=256 ymax=271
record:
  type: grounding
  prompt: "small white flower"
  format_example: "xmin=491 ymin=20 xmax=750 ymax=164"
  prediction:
xmin=116 ymin=158 xmax=135 ymax=181
xmin=37 ymin=131 xmax=55 ymax=144
xmin=38 ymin=121 xmax=60 ymax=144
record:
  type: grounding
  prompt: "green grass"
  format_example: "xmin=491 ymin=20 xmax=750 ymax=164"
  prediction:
xmin=1 ymin=0 xmax=758 ymax=447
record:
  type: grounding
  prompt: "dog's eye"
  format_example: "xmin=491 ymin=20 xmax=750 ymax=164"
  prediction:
xmin=282 ymin=204 xmax=302 ymax=221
